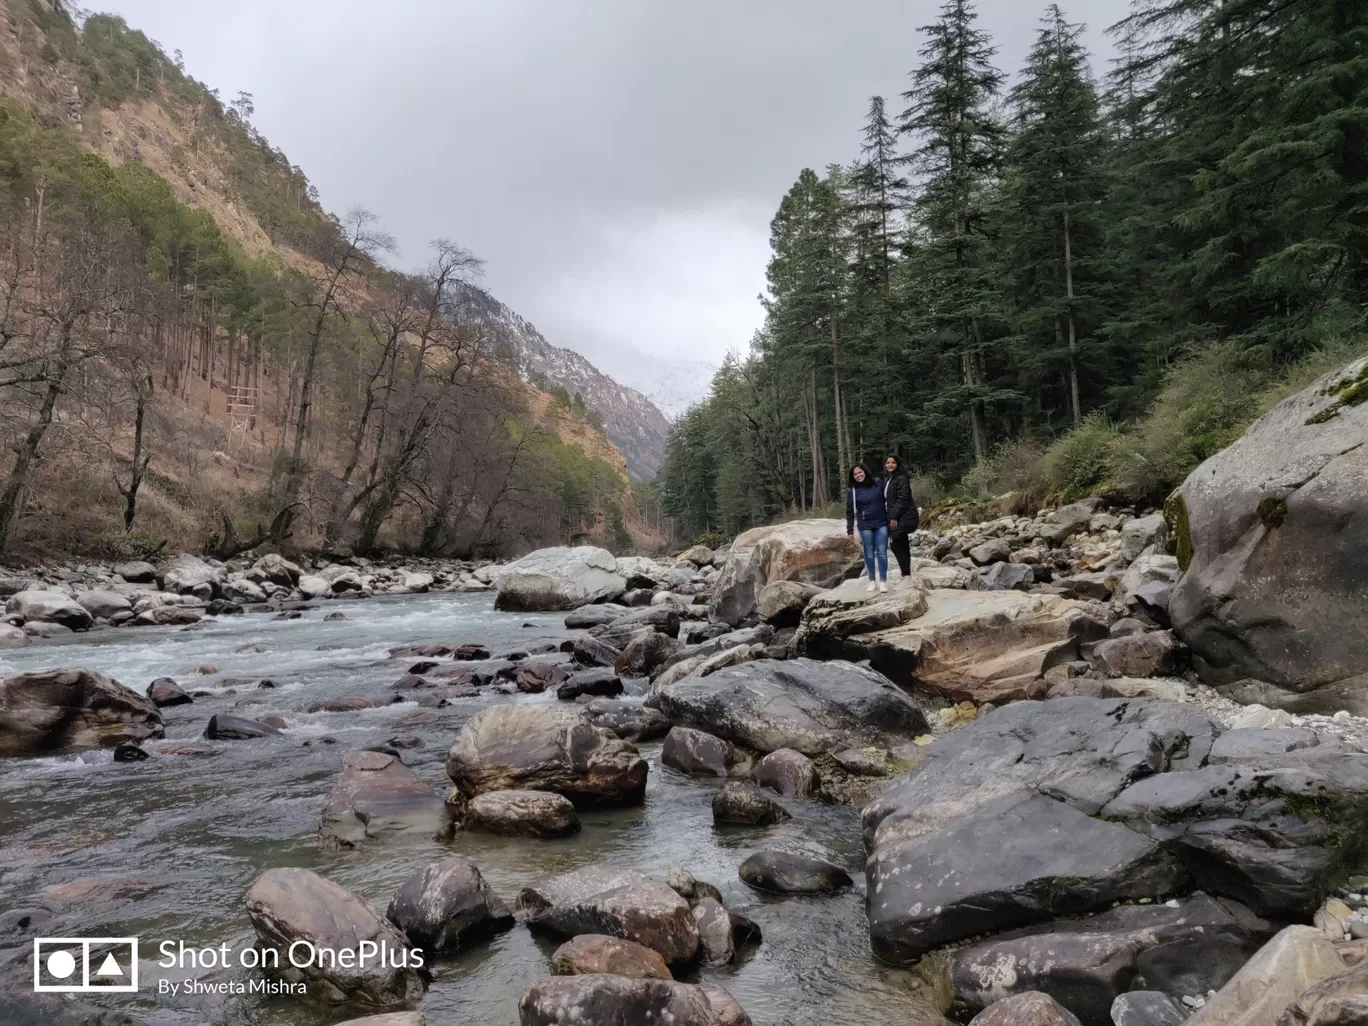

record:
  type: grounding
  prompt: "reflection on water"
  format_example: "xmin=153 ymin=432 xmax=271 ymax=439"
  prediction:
xmin=0 ymin=593 xmax=927 ymax=1025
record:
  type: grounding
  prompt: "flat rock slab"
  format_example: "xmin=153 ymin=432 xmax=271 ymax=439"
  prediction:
xmin=834 ymin=589 xmax=1098 ymax=702
xmin=863 ymin=697 xmax=1368 ymax=966
xmin=869 ymin=793 xmax=1185 ymax=966
xmin=799 ymin=579 xmax=929 ymax=649
xmin=516 ymin=865 xmax=699 ymax=963
xmin=648 ymin=658 xmax=928 ymax=757
xmin=446 ymin=705 xmax=647 ymax=807
xmin=952 ymin=894 xmax=1273 ymax=1026
xmin=320 ymin=751 xmax=454 ymax=848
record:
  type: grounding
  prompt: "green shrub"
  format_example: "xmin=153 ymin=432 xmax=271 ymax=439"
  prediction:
xmin=1042 ymin=414 xmax=1122 ymax=500
xmin=962 ymin=439 xmax=1049 ymax=506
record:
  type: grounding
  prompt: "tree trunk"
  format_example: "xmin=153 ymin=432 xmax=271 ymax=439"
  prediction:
xmin=120 ymin=379 xmax=152 ymax=530
xmin=1063 ymin=209 xmax=1081 ymax=426
xmin=0 ymin=344 xmax=69 ymax=554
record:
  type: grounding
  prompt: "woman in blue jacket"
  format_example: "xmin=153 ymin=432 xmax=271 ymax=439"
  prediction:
xmin=845 ymin=463 xmax=889 ymax=593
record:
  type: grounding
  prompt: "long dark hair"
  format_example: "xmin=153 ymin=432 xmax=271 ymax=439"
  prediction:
xmin=848 ymin=463 xmax=875 ymax=488
xmin=884 ymin=454 xmax=906 ymax=475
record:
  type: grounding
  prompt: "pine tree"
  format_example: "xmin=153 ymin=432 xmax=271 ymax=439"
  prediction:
xmin=899 ymin=0 xmax=1007 ymax=464
xmin=1000 ymin=5 xmax=1111 ymax=427
xmin=845 ymin=96 xmax=908 ymax=453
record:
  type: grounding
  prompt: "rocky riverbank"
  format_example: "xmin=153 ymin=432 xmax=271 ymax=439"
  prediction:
xmin=1 ymin=360 xmax=1365 ymax=1026
xmin=0 ymin=551 xmax=501 ymax=645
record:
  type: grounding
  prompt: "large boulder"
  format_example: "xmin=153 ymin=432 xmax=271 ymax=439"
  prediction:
xmin=971 ymin=993 xmax=1082 ymax=1026
xmin=863 ymin=698 xmax=1368 ymax=966
xmin=112 ymin=560 xmax=157 ymax=583
xmin=1185 ymin=926 xmax=1345 ymax=1026
xmin=798 ymin=578 xmax=929 ymax=649
xmin=319 ymin=751 xmax=454 ymax=848
xmin=518 ymin=975 xmax=742 ymax=1026
xmin=952 ymin=894 xmax=1274 ymax=1026
xmin=464 ymin=790 xmax=581 ymax=838
xmin=710 ymin=520 xmax=859 ymax=626
xmin=516 ymin=865 xmax=699 ymax=963
xmin=251 ymin=553 xmax=302 ymax=587
xmin=385 ymin=855 xmax=513 ymax=952
xmin=830 ymin=589 xmax=1103 ymax=705
xmin=74 ymin=590 xmax=132 ymax=620
xmin=1169 ymin=356 xmax=1368 ymax=700
xmin=753 ymin=748 xmax=819 ymax=798
xmin=494 ymin=547 xmax=627 ymax=612
xmin=662 ymin=726 xmax=753 ymax=777
xmin=677 ymin=544 xmax=716 ymax=567
xmin=647 ymin=658 xmax=928 ymax=757
xmin=712 ymin=781 xmax=791 ymax=826
xmin=581 ymin=699 xmax=671 ymax=742
xmin=757 ymin=580 xmax=821 ymax=628
xmin=159 ymin=554 xmax=221 ymax=599
xmin=244 ymin=867 xmax=425 ymax=1007
xmin=614 ymin=632 xmax=680 ymax=678
xmin=738 ymin=850 xmax=852 ymax=894
xmin=551 ymin=934 xmax=672 ymax=979
xmin=1038 ymin=501 xmax=1100 ymax=546
xmin=0 ymin=668 xmax=163 ymax=756
xmin=204 ymin=713 xmax=280 ymax=740
xmin=446 ymin=705 xmax=647 ymax=807
xmin=4 ymin=590 xmax=93 ymax=631
xmin=0 ymin=623 xmax=29 ymax=648
xmin=1121 ymin=514 xmax=1170 ymax=562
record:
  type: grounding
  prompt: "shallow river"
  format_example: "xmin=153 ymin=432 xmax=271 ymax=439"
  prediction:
xmin=0 ymin=593 xmax=931 ymax=1025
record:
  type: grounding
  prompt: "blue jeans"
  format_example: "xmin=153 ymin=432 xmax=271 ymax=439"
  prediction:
xmin=859 ymin=525 xmax=889 ymax=581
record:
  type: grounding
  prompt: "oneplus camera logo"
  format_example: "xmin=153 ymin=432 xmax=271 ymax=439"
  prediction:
xmin=33 ymin=937 xmax=139 ymax=993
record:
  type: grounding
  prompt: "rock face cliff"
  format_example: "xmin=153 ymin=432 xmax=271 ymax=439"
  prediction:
xmin=460 ymin=287 xmax=670 ymax=479
xmin=1169 ymin=354 xmax=1368 ymax=708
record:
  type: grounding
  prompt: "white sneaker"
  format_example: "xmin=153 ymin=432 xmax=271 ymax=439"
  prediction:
xmin=865 ymin=582 xmax=877 ymax=594
xmin=878 ymin=581 xmax=889 ymax=593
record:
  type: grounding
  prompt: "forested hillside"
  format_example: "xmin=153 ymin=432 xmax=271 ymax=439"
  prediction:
xmin=660 ymin=0 xmax=1367 ymax=540
xmin=0 ymin=0 xmax=653 ymax=562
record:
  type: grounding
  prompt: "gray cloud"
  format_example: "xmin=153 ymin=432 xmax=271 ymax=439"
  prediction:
xmin=99 ymin=0 xmax=1133 ymax=394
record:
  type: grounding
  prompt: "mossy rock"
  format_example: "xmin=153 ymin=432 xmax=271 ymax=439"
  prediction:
xmin=1256 ymin=495 xmax=1288 ymax=528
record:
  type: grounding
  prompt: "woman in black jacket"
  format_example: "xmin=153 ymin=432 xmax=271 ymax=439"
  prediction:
xmin=846 ymin=463 xmax=889 ymax=593
xmin=882 ymin=454 xmax=918 ymax=588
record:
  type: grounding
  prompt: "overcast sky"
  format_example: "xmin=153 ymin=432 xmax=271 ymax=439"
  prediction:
xmin=98 ymin=0 xmax=1133 ymax=392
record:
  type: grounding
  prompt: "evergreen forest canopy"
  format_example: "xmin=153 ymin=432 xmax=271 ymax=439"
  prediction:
xmin=0 ymin=1 xmax=637 ymax=561
xmin=659 ymin=0 xmax=1368 ymax=542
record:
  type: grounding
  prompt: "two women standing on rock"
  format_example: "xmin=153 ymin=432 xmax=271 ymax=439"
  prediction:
xmin=846 ymin=456 xmax=918 ymax=594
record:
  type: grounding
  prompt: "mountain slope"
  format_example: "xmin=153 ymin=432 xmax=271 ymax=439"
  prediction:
xmin=461 ymin=287 xmax=671 ymax=478
xmin=0 ymin=0 xmax=669 ymax=558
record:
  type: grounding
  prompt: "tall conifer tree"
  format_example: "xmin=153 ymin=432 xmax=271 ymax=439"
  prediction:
xmin=899 ymin=0 xmax=1006 ymax=463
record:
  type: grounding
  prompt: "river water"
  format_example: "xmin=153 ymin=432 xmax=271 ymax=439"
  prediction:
xmin=0 ymin=594 xmax=933 ymax=1026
